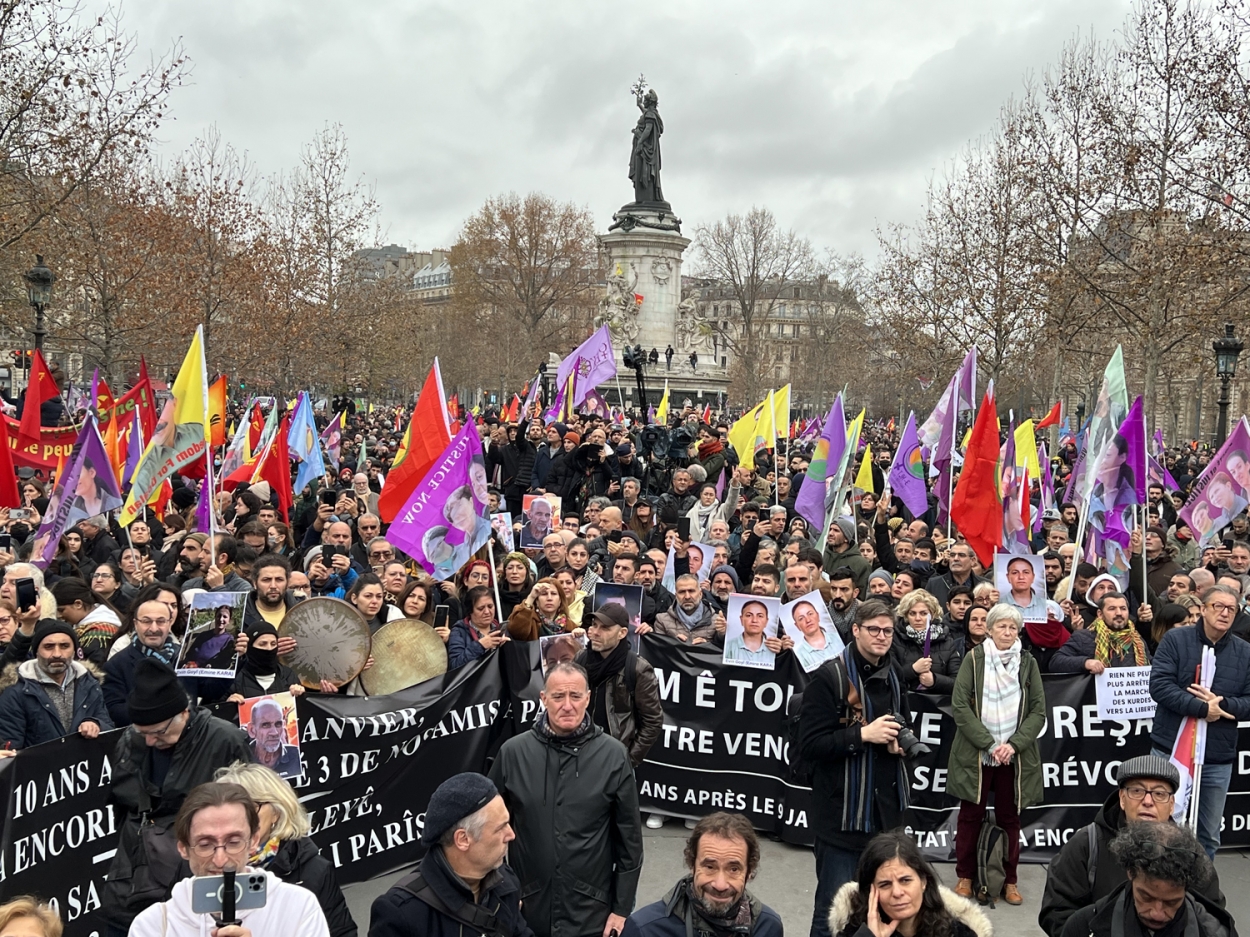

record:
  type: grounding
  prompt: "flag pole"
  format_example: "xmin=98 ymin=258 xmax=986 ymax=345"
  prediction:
xmin=487 ymin=538 xmax=504 ymax=627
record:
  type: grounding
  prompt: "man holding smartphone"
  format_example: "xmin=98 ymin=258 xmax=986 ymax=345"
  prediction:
xmin=128 ymin=781 xmax=329 ymax=937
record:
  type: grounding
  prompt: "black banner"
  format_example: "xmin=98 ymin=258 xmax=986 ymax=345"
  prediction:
xmin=5 ymin=636 xmax=1250 ymax=937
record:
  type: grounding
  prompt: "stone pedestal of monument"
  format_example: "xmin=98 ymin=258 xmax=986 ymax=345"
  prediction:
xmin=598 ymin=203 xmax=729 ymax=412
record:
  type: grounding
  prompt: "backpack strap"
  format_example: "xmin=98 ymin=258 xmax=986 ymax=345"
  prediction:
xmin=396 ymin=871 xmax=509 ymax=937
xmin=1086 ymin=823 xmax=1098 ymax=891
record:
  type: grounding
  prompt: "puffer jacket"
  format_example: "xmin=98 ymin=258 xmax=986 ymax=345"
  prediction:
xmin=0 ymin=658 xmax=113 ymax=748
xmin=828 ymin=881 xmax=990 ymax=937
xmin=1038 ymin=789 xmax=1224 ymax=937
xmin=889 ymin=621 xmax=963 ymax=693
xmin=267 ymin=836 xmax=357 ymax=937
xmin=488 ymin=717 xmax=643 ymax=937
xmin=574 ymin=647 xmax=664 ymax=767
xmin=652 ymin=602 xmax=720 ymax=645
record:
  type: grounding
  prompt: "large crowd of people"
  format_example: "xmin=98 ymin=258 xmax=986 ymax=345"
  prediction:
xmin=0 ymin=397 xmax=1242 ymax=937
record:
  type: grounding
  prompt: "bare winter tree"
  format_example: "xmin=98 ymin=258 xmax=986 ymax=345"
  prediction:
xmin=693 ymin=207 xmax=814 ymax=403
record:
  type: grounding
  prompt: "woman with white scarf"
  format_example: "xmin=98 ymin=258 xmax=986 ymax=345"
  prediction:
xmin=683 ymin=480 xmax=740 ymax=543
xmin=946 ymin=602 xmax=1046 ymax=907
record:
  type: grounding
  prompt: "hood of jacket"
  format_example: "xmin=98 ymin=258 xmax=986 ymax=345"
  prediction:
xmin=1094 ymin=787 xmax=1127 ymax=836
xmin=0 ymin=657 xmax=101 ymax=693
xmin=827 ymin=882 xmax=991 ymax=937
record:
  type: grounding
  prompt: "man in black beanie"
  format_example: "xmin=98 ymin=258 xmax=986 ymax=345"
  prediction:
xmin=0 ymin=619 xmax=112 ymax=749
xmin=102 ymin=658 xmax=251 ymax=937
xmin=369 ymin=772 xmax=533 ymax=937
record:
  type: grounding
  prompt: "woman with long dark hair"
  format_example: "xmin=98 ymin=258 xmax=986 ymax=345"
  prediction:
xmin=828 ymin=831 xmax=990 ymax=937
xmin=50 ymin=578 xmax=122 ymax=666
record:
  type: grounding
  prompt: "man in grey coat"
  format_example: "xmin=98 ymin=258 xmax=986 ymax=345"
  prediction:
xmin=489 ymin=661 xmax=643 ymax=937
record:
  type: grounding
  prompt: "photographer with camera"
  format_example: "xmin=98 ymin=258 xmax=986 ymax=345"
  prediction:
xmin=798 ymin=600 xmax=918 ymax=937
xmin=948 ymin=602 xmax=1046 ymax=906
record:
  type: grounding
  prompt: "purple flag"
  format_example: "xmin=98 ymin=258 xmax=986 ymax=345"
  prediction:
xmin=1088 ymin=395 xmax=1147 ymax=543
xmin=31 ymin=417 xmax=123 ymax=569
xmin=887 ymin=412 xmax=928 ymax=518
xmin=1148 ymin=429 xmax=1180 ymax=492
xmin=196 ymin=472 xmax=214 ymax=534
xmin=122 ymin=412 xmax=145 ymax=488
xmin=919 ymin=348 xmax=977 ymax=467
xmin=795 ymin=396 xmax=846 ymax=529
xmin=1179 ymin=416 xmax=1250 ymax=547
xmin=319 ymin=412 xmax=342 ymax=473
xmin=1000 ymin=421 xmax=1030 ymax=554
xmin=387 ymin=423 xmax=493 ymax=579
xmin=582 ymin=388 xmax=611 ymax=418
xmin=556 ymin=325 xmax=616 ymax=407
xmin=1037 ymin=442 xmax=1054 ymax=531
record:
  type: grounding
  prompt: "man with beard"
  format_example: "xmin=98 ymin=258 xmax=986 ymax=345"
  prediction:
xmin=1042 ymin=552 xmax=1065 ymax=599
xmin=704 ymin=565 xmax=739 ymax=613
xmin=645 ymin=574 xmax=724 ymax=645
xmin=246 ymin=696 xmax=301 ymax=777
xmin=635 ymin=556 xmax=674 ymax=623
xmin=1052 ymin=592 xmax=1151 ymax=673
xmin=622 ymin=813 xmax=782 ymax=937
xmin=242 ymin=554 xmax=303 ymax=630
xmin=749 ymin=565 xmax=781 ymax=598
xmin=821 ymin=516 xmax=869 ymax=597
xmin=824 ymin=568 xmax=860 ymax=641
xmin=0 ymin=620 xmax=112 ymax=748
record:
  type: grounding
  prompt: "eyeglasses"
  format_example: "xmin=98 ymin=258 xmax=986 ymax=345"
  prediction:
xmin=188 ymin=836 xmax=250 ymax=859
xmin=1123 ymin=785 xmax=1174 ymax=803
xmin=859 ymin=625 xmax=895 ymax=638
xmin=1206 ymin=603 xmax=1238 ymax=617
xmin=91 ymin=572 xmax=114 ymax=580
xmin=133 ymin=715 xmax=179 ymax=738
xmin=369 ymin=550 xmax=394 ymax=560
xmin=136 ymin=617 xmax=172 ymax=627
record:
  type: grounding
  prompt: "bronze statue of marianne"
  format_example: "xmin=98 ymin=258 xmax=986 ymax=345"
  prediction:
xmin=629 ymin=88 xmax=664 ymax=205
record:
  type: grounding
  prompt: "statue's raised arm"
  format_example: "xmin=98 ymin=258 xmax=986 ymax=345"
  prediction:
xmin=628 ymin=76 xmax=664 ymax=205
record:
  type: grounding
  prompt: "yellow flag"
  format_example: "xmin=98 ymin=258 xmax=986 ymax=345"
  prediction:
xmin=1014 ymin=419 xmax=1041 ymax=481
xmin=656 ymin=381 xmax=670 ymax=422
xmin=844 ymin=410 xmax=866 ymax=485
xmin=772 ymin=384 xmax=791 ymax=438
xmin=171 ymin=326 xmax=208 ymax=432
xmin=727 ymin=400 xmax=767 ymax=470
xmin=855 ymin=443 xmax=875 ymax=493
xmin=753 ymin=391 xmax=778 ymax=455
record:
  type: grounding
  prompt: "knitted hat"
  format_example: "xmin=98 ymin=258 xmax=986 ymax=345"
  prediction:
xmin=832 ymin=516 xmax=856 ymax=543
xmin=869 ymin=569 xmax=895 ymax=588
xmin=420 ymin=772 xmax=499 ymax=845
xmin=563 ymin=431 xmax=581 ymax=445
xmin=170 ymin=486 xmax=198 ymax=510
xmin=127 ymin=658 xmax=190 ymax=726
xmin=710 ymin=564 xmax=741 ymax=591
xmin=184 ymin=532 xmax=209 ymax=547
xmin=1116 ymin=754 xmax=1181 ymax=792
xmin=32 ymin=619 xmax=78 ymax=654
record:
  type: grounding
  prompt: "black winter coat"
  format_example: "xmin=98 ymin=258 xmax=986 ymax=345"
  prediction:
xmin=103 ymin=707 xmax=252 ymax=929
xmin=231 ymin=661 xmax=303 ymax=700
xmin=1060 ymin=882 xmax=1234 ymax=937
xmin=890 ymin=624 xmax=963 ymax=694
xmin=1039 ymin=789 xmax=1224 ymax=937
xmin=102 ymin=643 xmax=232 ymax=728
xmin=269 ymin=836 xmax=357 ymax=937
xmin=488 ymin=720 xmax=643 ymax=937
xmin=369 ymin=844 xmax=534 ymax=937
xmin=0 ymin=659 xmax=113 ymax=748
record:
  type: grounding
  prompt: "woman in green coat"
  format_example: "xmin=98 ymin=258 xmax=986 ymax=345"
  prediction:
xmin=948 ymin=602 xmax=1046 ymax=907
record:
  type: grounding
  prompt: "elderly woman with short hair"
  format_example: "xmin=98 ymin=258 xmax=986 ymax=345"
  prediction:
xmin=948 ymin=602 xmax=1046 ymax=906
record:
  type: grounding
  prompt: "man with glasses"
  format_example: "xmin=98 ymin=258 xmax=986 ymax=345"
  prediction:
xmin=103 ymin=598 xmax=247 ymax=728
xmin=350 ymin=514 xmax=383 ymax=567
xmin=799 ymin=600 xmax=914 ymax=937
xmin=926 ymin=543 xmax=986 ymax=605
xmin=489 ymin=661 xmax=642 ymax=937
xmin=1039 ymin=755 xmax=1225 ymax=937
xmin=1149 ymin=584 xmax=1250 ymax=857
xmin=128 ymin=781 xmax=329 ymax=937
xmin=103 ymin=660 xmax=252 ymax=937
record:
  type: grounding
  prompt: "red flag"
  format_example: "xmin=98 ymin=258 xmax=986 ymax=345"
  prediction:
xmin=0 ymin=415 xmax=20 ymax=509
xmin=247 ymin=403 xmax=265 ymax=453
xmin=256 ymin=414 xmax=293 ymax=522
xmin=378 ymin=362 xmax=452 ymax=523
xmin=95 ymin=376 xmax=116 ymax=425
xmin=1036 ymin=400 xmax=1063 ymax=429
xmin=950 ymin=391 xmax=1003 ymax=567
xmin=19 ymin=350 xmax=60 ymax=445
xmin=208 ymin=376 xmax=228 ymax=447
xmin=447 ymin=393 xmax=459 ymax=424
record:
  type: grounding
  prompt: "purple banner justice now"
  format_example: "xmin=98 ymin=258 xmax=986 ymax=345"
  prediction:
xmin=32 ymin=417 xmax=123 ymax=568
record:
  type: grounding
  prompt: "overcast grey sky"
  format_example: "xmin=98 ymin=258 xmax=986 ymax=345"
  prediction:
xmin=106 ymin=0 xmax=1130 ymax=259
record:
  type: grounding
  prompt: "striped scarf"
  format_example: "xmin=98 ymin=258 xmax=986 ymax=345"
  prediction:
xmin=138 ymin=635 xmax=178 ymax=665
xmin=979 ymin=639 xmax=1022 ymax=765
xmin=840 ymin=646 xmax=909 ymax=833
xmin=1091 ymin=617 xmax=1149 ymax=666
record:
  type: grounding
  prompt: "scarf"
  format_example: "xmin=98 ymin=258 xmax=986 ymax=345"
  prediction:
xmin=903 ymin=619 xmax=946 ymax=647
xmin=1025 ymin=617 xmax=1071 ymax=650
xmin=674 ymin=600 xmax=708 ymax=631
xmin=662 ymin=875 xmax=759 ymax=937
xmin=243 ymin=622 xmax=280 ymax=675
xmin=980 ymin=639 xmax=1022 ymax=764
xmin=1091 ymin=616 xmax=1149 ymax=666
xmin=697 ymin=438 xmax=724 ymax=460
xmin=138 ymin=635 xmax=178 ymax=665
xmin=840 ymin=646 xmax=908 ymax=832
xmin=584 ymin=639 xmax=630 ymax=689
xmin=535 ymin=709 xmax=594 ymax=744
xmin=539 ymin=614 xmax=569 ymax=637
xmin=250 ymin=835 xmax=281 ymax=868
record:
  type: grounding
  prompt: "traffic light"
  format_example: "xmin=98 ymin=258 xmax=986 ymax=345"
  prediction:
xmin=9 ymin=351 xmax=31 ymax=368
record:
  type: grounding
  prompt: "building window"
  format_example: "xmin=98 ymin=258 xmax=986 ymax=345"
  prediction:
xmin=778 ymin=303 xmax=786 ymax=317
xmin=792 ymin=324 xmax=800 ymax=338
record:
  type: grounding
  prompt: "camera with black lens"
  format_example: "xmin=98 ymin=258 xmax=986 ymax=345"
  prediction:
xmin=640 ymin=424 xmax=670 ymax=459
xmin=667 ymin=426 xmax=695 ymax=460
xmin=888 ymin=713 xmax=931 ymax=759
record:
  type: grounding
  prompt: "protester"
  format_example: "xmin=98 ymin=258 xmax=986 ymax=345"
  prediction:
xmin=49 ymin=577 xmax=123 ymax=666
xmin=369 ymin=772 xmax=531 ymax=937
xmin=1149 ymin=583 xmax=1250 ymax=858
xmin=103 ymin=660 xmax=252 ymax=935
xmin=646 ymin=573 xmax=722 ymax=644
xmin=1059 ymin=823 xmax=1232 ymax=937
xmin=949 ymin=603 xmax=1045 ymax=905
xmin=0 ymin=898 xmax=62 ymax=937
xmin=891 ymin=590 xmax=961 ymax=693
xmin=1039 ymin=755 xmax=1224 ymax=937
xmin=227 ymin=621 xmax=304 ymax=701
xmin=622 ymin=812 xmax=783 ymax=937
xmin=127 ymin=781 xmax=331 ymax=937
xmin=799 ymin=600 xmax=914 ymax=937
xmin=489 ymin=661 xmax=643 ymax=937
xmin=448 ymin=586 xmax=508 ymax=668
xmin=215 ymin=762 xmax=356 ymax=937
xmin=575 ymin=603 xmax=663 ymax=767
xmin=1051 ymin=592 xmax=1150 ymax=674
xmin=827 ymin=831 xmax=990 ymax=937
xmin=0 ymin=619 xmax=112 ymax=748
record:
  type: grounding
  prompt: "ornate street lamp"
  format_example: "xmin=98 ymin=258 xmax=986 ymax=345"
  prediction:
xmin=1213 ymin=322 xmax=1244 ymax=447
xmin=22 ymin=255 xmax=54 ymax=353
